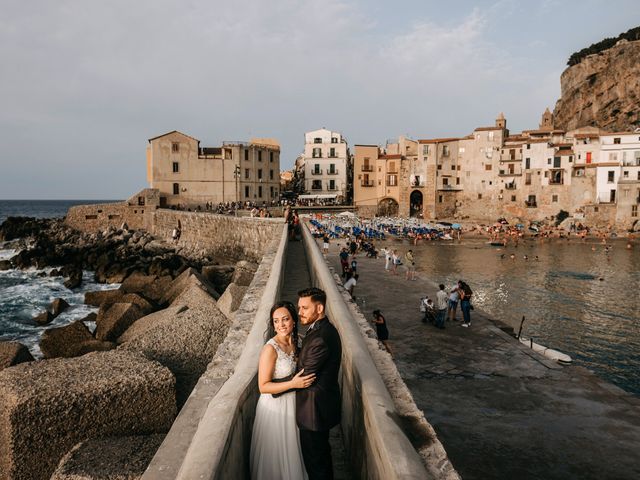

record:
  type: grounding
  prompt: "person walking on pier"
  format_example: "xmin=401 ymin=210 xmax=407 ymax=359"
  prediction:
xmin=458 ymin=280 xmax=473 ymax=327
xmin=372 ymin=310 xmax=392 ymax=354
xmin=448 ymin=284 xmax=460 ymax=322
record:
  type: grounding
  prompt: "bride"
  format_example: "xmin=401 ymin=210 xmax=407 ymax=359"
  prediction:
xmin=250 ymin=301 xmax=315 ymax=480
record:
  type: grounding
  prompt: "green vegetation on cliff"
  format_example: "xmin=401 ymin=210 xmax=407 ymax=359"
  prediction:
xmin=567 ymin=26 xmax=640 ymax=66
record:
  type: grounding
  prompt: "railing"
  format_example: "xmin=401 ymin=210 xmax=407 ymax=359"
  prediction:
xmin=327 ymin=169 xmax=339 ymax=175
xmin=311 ymin=184 xmax=323 ymax=190
xmin=361 ymin=165 xmax=374 ymax=172
xmin=361 ymin=180 xmax=374 ymax=187
xmin=505 ymin=182 xmax=517 ymax=190
xmin=525 ymin=200 xmax=537 ymax=208
xmin=311 ymin=169 xmax=323 ymax=175
xmin=500 ymin=154 xmax=522 ymax=162
xmin=438 ymin=184 xmax=462 ymax=191
xmin=327 ymin=185 xmax=338 ymax=191
xmin=312 ymin=154 xmax=323 ymax=158
xmin=328 ymin=154 xmax=338 ymax=158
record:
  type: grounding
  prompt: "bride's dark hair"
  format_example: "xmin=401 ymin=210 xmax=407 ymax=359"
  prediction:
xmin=265 ymin=301 xmax=300 ymax=355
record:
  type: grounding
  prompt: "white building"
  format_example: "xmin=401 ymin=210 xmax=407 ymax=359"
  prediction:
xmin=302 ymin=128 xmax=350 ymax=201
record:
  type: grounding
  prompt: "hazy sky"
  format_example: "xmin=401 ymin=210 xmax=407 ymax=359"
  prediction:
xmin=1 ymin=0 xmax=638 ymax=199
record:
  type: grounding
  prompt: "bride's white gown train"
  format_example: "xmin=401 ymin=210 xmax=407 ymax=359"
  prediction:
xmin=250 ymin=339 xmax=308 ymax=480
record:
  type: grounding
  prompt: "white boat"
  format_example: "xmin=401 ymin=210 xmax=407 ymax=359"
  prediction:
xmin=519 ymin=337 xmax=572 ymax=364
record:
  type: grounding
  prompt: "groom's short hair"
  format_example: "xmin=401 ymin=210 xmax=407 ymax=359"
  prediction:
xmin=298 ymin=287 xmax=326 ymax=307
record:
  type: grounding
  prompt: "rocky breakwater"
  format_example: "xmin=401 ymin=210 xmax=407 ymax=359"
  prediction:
xmin=0 ymin=216 xmax=259 ymax=480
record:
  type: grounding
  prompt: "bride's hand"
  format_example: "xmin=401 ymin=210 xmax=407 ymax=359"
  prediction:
xmin=291 ymin=369 xmax=316 ymax=389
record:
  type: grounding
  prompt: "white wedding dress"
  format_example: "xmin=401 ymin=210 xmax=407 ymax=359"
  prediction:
xmin=250 ymin=339 xmax=308 ymax=480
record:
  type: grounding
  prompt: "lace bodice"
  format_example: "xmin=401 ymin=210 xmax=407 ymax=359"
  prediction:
xmin=267 ymin=338 xmax=296 ymax=380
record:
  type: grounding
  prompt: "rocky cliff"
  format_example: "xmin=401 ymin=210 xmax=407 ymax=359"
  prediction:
xmin=553 ymin=38 xmax=640 ymax=132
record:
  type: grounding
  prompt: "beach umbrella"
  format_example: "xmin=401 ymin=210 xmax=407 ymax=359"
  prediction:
xmin=452 ymin=223 xmax=462 ymax=229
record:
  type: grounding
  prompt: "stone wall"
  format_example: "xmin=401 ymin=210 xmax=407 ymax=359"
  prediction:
xmin=151 ymin=210 xmax=283 ymax=263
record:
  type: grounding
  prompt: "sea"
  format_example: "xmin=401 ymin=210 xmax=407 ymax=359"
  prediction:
xmin=410 ymin=239 xmax=640 ymax=396
xmin=0 ymin=200 xmax=120 ymax=357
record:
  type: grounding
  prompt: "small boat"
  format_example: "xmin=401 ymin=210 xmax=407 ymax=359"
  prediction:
xmin=489 ymin=241 xmax=505 ymax=247
xmin=519 ymin=337 xmax=572 ymax=364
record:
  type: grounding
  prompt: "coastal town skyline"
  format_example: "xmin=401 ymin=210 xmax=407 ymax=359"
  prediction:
xmin=1 ymin=1 xmax=639 ymax=199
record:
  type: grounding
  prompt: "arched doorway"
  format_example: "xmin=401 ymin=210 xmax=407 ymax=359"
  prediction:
xmin=410 ymin=190 xmax=423 ymax=218
xmin=377 ymin=198 xmax=399 ymax=217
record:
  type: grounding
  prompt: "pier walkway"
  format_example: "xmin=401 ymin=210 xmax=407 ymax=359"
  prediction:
xmin=324 ymin=241 xmax=640 ymax=480
xmin=280 ymin=239 xmax=352 ymax=479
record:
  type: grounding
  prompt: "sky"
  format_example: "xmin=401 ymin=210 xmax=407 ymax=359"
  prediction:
xmin=0 ymin=0 xmax=638 ymax=199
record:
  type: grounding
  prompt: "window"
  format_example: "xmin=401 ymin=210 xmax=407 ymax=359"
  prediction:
xmin=329 ymin=148 xmax=336 ymax=158
xmin=624 ymin=170 xmax=629 ymax=178
xmin=258 ymin=169 xmax=262 ymax=179
xmin=258 ymin=151 xmax=262 ymax=162
xmin=172 ymin=162 xmax=179 ymax=173
xmin=387 ymin=174 xmax=397 ymax=186
xmin=389 ymin=161 xmax=396 ymax=172
xmin=443 ymin=145 xmax=450 ymax=156
xmin=258 ymin=186 xmax=262 ymax=198
xmin=270 ymin=186 xmax=274 ymax=197
xmin=553 ymin=157 xmax=561 ymax=168
xmin=313 ymin=164 xmax=321 ymax=174
xmin=547 ymin=158 xmax=552 ymax=165
xmin=245 ymin=186 xmax=250 ymax=198
xmin=312 ymin=180 xmax=322 ymax=190
xmin=422 ymin=145 xmax=429 ymax=155
xmin=485 ymin=164 xmax=492 ymax=171
xmin=329 ymin=180 xmax=336 ymax=190
xmin=477 ymin=193 xmax=482 ymax=200
xmin=609 ymin=152 xmax=618 ymax=162
xmin=270 ymin=170 xmax=274 ymax=180
xmin=511 ymin=195 xmax=516 ymax=202
xmin=608 ymin=171 xmax=615 ymax=183
xmin=245 ymin=149 xmax=249 ymax=161
xmin=245 ymin=168 xmax=250 ymax=179
xmin=632 ymin=205 xmax=638 ymax=217
xmin=488 ymin=131 xmax=494 ymax=141
xmin=437 ymin=164 xmax=442 ymax=170
xmin=569 ymin=156 xmax=573 ymax=163
xmin=552 ymin=195 xmax=558 ymax=203
xmin=525 ymin=158 xmax=530 ymax=169
xmin=173 ymin=183 xmax=179 ymax=195
xmin=614 ymin=137 xmax=621 ymax=144
xmin=314 ymin=137 xmax=322 ymax=144
xmin=610 ymin=190 xmax=616 ymax=203
xmin=331 ymin=137 xmax=338 ymax=143
xmin=270 ymin=151 xmax=274 ymax=162
xmin=459 ymin=147 xmax=465 ymax=154
xmin=312 ymin=148 xmax=322 ymax=158
xmin=329 ymin=164 xmax=336 ymax=174
xmin=525 ymin=173 xmax=532 ymax=185
xmin=451 ymin=165 xmax=456 ymax=170
xmin=171 ymin=142 xmax=179 ymax=153
xmin=438 ymin=195 xmax=443 ymax=203
xmin=526 ymin=144 xmax=530 ymax=150
xmin=586 ymin=152 xmax=592 ymax=163
xmin=443 ymin=178 xmax=449 ymax=186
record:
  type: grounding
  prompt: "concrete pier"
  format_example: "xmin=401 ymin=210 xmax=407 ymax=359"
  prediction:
xmin=325 ymin=242 xmax=640 ymax=480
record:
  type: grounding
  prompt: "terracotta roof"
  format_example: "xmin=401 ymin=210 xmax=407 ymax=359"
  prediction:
xmin=555 ymin=149 xmax=575 ymax=155
xmin=148 ymin=130 xmax=200 ymax=143
xmin=474 ymin=126 xmax=502 ymax=131
xmin=418 ymin=137 xmax=459 ymax=144
xmin=526 ymin=139 xmax=552 ymax=144
xmin=573 ymin=133 xmax=600 ymax=139
xmin=354 ymin=144 xmax=380 ymax=148
xmin=379 ymin=154 xmax=402 ymax=159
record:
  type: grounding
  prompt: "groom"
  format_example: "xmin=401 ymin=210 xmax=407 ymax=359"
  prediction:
xmin=295 ymin=287 xmax=342 ymax=480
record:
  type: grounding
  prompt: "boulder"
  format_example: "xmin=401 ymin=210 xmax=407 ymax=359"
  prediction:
xmin=120 ymin=293 xmax=155 ymax=314
xmin=95 ymin=303 xmax=143 ymax=342
xmin=158 ymin=267 xmax=219 ymax=306
xmin=84 ymin=288 xmax=123 ymax=307
xmin=231 ymin=260 xmax=258 ymax=287
xmin=217 ymin=282 xmax=248 ymax=319
xmin=0 ymin=342 xmax=34 ymax=370
xmin=120 ymin=274 xmax=158 ymax=295
xmin=117 ymin=305 xmax=188 ymax=344
xmin=39 ymin=321 xmax=115 ymax=359
xmin=49 ymin=298 xmax=70 ymax=318
xmin=33 ymin=310 xmax=54 ymax=326
xmin=64 ymin=269 xmax=83 ymax=289
xmin=120 ymin=285 xmax=231 ymax=406
xmin=51 ymin=434 xmax=166 ymax=480
xmin=0 ymin=350 xmax=176 ymax=480
xmin=0 ymin=260 xmax=12 ymax=271
xmin=201 ymin=265 xmax=235 ymax=294
xmin=140 ymin=275 xmax=173 ymax=303
xmin=49 ymin=268 xmax=62 ymax=277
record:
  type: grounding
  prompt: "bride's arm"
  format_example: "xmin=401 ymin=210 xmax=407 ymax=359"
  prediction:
xmin=258 ymin=345 xmax=315 ymax=394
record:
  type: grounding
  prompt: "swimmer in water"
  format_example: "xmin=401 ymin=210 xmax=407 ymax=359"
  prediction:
xmin=534 ymin=255 xmax=539 ymax=261
xmin=523 ymin=255 xmax=528 ymax=260
xmin=510 ymin=254 xmax=516 ymax=260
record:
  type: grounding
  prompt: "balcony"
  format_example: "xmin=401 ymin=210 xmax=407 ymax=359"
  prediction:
xmin=499 ymin=169 xmax=522 ymax=176
xmin=327 ymin=169 xmax=339 ymax=175
xmin=328 ymin=153 xmax=338 ymax=158
xmin=437 ymin=184 xmax=463 ymax=191
xmin=505 ymin=182 xmax=517 ymax=190
xmin=311 ymin=169 xmax=323 ymax=176
xmin=525 ymin=200 xmax=537 ymax=208
xmin=361 ymin=165 xmax=374 ymax=172
xmin=500 ymin=153 xmax=522 ymax=162
xmin=360 ymin=180 xmax=374 ymax=187
xmin=311 ymin=154 xmax=323 ymax=159
xmin=327 ymin=185 xmax=338 ymax=191
xmin=387 ymin=170 xmax=398 ymax=174
xmin=311 ymin=183 xmax=323 ymax=190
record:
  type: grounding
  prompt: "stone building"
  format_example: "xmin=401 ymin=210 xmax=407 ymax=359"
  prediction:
xmin=301 ymin=129 xmax=350 ymax=203
xmin=147 ymin=131 xmax=281 ymax=207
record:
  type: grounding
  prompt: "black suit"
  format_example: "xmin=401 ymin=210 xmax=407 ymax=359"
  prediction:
xmin=297 ymin=317 xmax=342 ymax=480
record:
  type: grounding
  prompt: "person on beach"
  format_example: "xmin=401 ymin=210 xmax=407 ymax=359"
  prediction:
xmin=435 ymin=284 xmax=448 ymax=329
xmin=384 ymin=247 xmax=392 ymax=271
xmin=343 ymin=273 xmax=358 ymax=298
xmin=391 ymin=250 xmax=400 ymax=275
xmin=448 ymin=285 xmax=459 ymax=321
xmin=339 ymin=247 xmax=349 ymax=273
xmin=458 ymin=280 xmax=473 ymax=327
xmin=404 ymin=249 xmax=416 ymax=281
xmin=372 ymin=310 xmax=392 ymax=354
xmin=322 ymin=233 xmax=330 ymax=254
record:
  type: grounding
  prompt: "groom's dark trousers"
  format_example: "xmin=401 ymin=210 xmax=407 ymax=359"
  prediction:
xmin=297 ymin=317 xmax=342 ymax=480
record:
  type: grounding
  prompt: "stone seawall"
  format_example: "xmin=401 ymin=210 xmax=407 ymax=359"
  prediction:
xmin=151 ymin=210 xmax=283 ymax=263
xmin=66 ymin=202 xmax=147 ymax=232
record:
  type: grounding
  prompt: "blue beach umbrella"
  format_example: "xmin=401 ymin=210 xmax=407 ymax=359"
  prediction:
xmin=452 ymin=223 xmax=462 ymax=229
